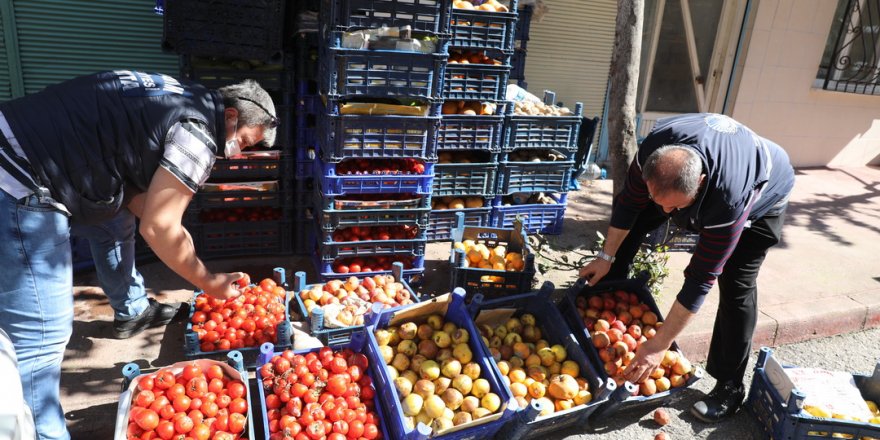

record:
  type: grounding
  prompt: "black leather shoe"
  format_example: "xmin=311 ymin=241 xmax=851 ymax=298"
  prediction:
xmin=113 ymin=299 xmax=177 ymax=339
xmin=691 ymin=380 xmax=745 ymax=423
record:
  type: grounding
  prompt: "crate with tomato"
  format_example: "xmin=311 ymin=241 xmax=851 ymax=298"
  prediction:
xmin=314 ymin=253 xmax=426 ymax=287
xmin=363 ymin=289 xmax=518 ymax=439
xmin=316 ymin=191 xmax=431 ymax=236
xmin=316 ymin=222 xmax=427 ymax=264
xmin=115 ymin=351 xmax=255 ymax=440
xmin=184 ymin=269 xmax=293 ymax=368
xmin=317 ymin=157 xmax=435 ymax=196
xmin=295 ymin=262 xmax=420 ymax=345
xmin=255 ymin=338 xmax=391 ymax=440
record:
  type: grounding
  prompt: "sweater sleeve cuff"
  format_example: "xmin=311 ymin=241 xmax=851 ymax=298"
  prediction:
xmin=675 ymin=276 xmax=712 ymax=313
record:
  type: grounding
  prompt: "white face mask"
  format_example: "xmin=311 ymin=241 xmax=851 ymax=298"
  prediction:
xmin=224 ymin=118 xmax=240 ymax=158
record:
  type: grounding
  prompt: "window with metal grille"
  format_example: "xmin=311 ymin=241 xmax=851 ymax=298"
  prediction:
xmin=817 ymin=0 xmax=880 ymax=95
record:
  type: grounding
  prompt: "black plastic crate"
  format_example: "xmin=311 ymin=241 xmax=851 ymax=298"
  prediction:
xmin=497 ymin=159 xmax=575 ymax=194
xmin=449 ymin=213 xmax=536 ymax=300
xmin=443 ymin=62 xmax=511 ymax=101
xmin=504 ymin=102 xmax=584 ymax=152
xmin=433 ymin=160 xmax=498 ymax=196
xmin=321 ymin=0 xmax=452 ymax=34
xmin=646 ymin=220 xmax=700 ymax=252
xmin=450 ymin=2 xmax=519 ymax=52
xmin=189 ymin=220 xmax=293 ymax=259
xmin=321 ymin=42 xmax=448 ymax=101
xmin=180 ymin=55 xmax=291 ymax=91
xmin=209 ymin=153 xmax=291 ymax=182
xmin=438 ymin=113 xmax=505 ymax=152
xmin=293 ymin=219 xmax=315 ymax=256
xmin=163 ymin=0 xmax=285 ymax=60
xmin=319 ymin=104 xmax=441 ymax=162
xmin=510 ymin=47 xmax=527 ymax=85
xmin=514 ymin=4 xmax=533 ymax=44
xmin=188 ymin=186 xmax=291 ymax=211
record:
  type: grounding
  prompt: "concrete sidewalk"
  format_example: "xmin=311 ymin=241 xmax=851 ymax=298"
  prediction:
xmin=60 ymin=166 xmax=880 ymax=438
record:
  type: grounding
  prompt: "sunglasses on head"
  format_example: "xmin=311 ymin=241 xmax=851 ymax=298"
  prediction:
xmin=234 ymin=96 xmax=280 ymax=128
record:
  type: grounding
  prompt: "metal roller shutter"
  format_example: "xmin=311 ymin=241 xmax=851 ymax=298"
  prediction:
xmin=11 ymin=0 xmax=177 ymax=96
xmin=522 ymin=0 xmax=616 ymax=119
xmin=0 ymin=5 xmax=13 ymax=101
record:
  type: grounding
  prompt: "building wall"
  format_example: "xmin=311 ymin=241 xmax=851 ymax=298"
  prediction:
xmin=731 ymin=0 xmax=880 ymax=167
xmin=522 ymin=0 xmax=617 ymax=120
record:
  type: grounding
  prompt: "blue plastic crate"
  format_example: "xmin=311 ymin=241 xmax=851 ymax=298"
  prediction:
xmin=316 ymin=191 xmax=432 ymax=232
xmin=313 ymin=252 xmax=426 ymax=285
xmin=186 ymin=219 xmax=293 ymax=260
xmin=427 ymin=205 xmax=492 ymax=242
xmin=319 ymin=105 xmax=442 ymax=162
xmin=510 ymin=47 xmax=526 ymax=83
xmin=317 ymin=232 xmax=427 ymax=262
xmin=321 ymin=43 xmax=448 ymax=101
xmin=321 ymin=0 xmax=452 ymax=34
xmin=364 ymin=289 xmax=518 ymax=439
xmin=491 ymin=192 xmax=568 ymax=234
xmin=438 ymin=113 xmax=505 ymax=152
xmin=116 ymin=351 xmax=256 ymax=440
xmin=433 ymin=160 xmax=498 ymax=196
xmin=557 ymin=275 xmax=704 ymax=424
xmin=183 ymin=268 xmax=293 ymax=368
xmin=747 ymin=347 xmax=880 ymax=440
xmin=255 ymin=339 xmax=392 ymax=440
xmin=504 ymin=102 xmax=584 ymax=152
xmin=468 ymin=284 xmax=616 ymax=440
xmin=449 ymin=1 xmax=519 ymax=52
xmin=443 ymin=62 xmax=511 ymax=101
xmin=497 ymin=159 xmax=575 ymax=195
xmin=292 ymin=263 xmax=420 ymax=345
xmin=450 ymin=213 xmax=536 ymax=300
xmin=317 ymin=159 xmax=435 ymax=195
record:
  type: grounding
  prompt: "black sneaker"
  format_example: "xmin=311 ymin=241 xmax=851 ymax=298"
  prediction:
xmin=113 ymin=299 xmax=177 ymax=339
xmin=691 ymin=380 xmax=745 ymax=423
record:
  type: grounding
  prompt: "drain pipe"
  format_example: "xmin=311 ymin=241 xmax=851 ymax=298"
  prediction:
xmin=722 ymin=0 xmax=753 ymax=115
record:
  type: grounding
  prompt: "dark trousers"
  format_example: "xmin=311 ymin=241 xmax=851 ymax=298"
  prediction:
xmin=608 ymin=204 xmax=787 ymax=384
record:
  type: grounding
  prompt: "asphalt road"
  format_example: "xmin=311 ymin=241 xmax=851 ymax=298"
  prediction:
xmin=548 ymin=327 xmax=880 ymax=440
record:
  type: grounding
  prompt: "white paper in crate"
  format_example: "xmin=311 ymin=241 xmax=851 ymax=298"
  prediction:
xmin=766 ymin=355 xmax=873 ymax=420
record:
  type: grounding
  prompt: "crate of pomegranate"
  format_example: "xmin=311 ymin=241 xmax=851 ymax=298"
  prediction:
xmin=115 ymin=351 xmax=255 ymax=440
xmin=294 ymin=262 xmax=421 ymax=345
xmin=746 ymin=347 xmax=880 ymax=440
xmin=556 ymin=273 xmax=703 ymax=424
xmin=184 ymin=269 xmax=293 ymax=368
xmin=466 ymin=282 xmax=615 ymax=439
xmin=450 ymin=213 xmax=536 ymax=300
xmin=364 ymin=289 xmax=518 ymax=439
xmin=255 ymin=339 xmax=391 ymax=440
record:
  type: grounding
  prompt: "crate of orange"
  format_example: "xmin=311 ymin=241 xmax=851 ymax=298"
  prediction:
xmin=449 ymin=212 xmax=536 ymax=300
xmin=184 ymin=269 xmax=293 ymax=368
xmin=115 ymin=351 xmax=255 ymax=440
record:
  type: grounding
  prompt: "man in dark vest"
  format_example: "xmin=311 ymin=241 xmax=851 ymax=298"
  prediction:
xmin=580 ymin=113 xmax=795 ymax=423
xmin=0 ymin=70 xmax=278 ymax=439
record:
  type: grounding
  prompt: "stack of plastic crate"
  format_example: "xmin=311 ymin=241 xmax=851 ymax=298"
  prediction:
xmin=510 ymin=4 xmax=532 ymax=87
xmin=427 ymin=0 xmax=520 ymax=242
xmin=312 ymin=0 xmax=453 ymax=283
xmin=292 ymin=29 xmax=321 ymax=255
xmin=493 ymin=96 xmax=583 ymax=235
xmin=165 ymin=0 xmax=296 ymax=259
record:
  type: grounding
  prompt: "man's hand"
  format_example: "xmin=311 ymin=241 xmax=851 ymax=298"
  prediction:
xmin=202 ymin=272 xmax=247 ymax=300
xmin=579 ymin=258 xmax=611 ymax=286
xmin=622 ymin=335 xmax=667 ymax=384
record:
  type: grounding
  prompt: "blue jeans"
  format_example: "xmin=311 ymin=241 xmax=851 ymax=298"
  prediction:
xmin=0 ymin=189 xmax=73 ymax=440
xmin=71 ymin=209 xmax=148 ymax=321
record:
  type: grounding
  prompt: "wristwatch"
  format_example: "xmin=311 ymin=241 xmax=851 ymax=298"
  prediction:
xmin=596 ymin=250 xmax=616 ymax=264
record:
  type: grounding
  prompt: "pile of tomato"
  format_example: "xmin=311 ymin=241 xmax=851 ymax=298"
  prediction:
xmin=190 ymin=276 xmax=288 ymax=353
xmin=330 ymin=256 xmax=417 ymax=274
xmin=126 ymin=362 xmax=248 ymax=440
xmin=259 ymin=347 xmax=382 ymax=440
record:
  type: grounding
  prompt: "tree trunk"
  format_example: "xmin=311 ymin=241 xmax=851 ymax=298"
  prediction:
xmin=607 ymin=0 xmax=644 ymax=196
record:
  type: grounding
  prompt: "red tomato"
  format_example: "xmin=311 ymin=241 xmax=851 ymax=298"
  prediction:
xmin=205 ymin=365 xmax=224 ymax=381
xmin=228 ymin=412 xmax=246 ymax=434
xmin=190 ymin=423 xmax=210 ymax=440
xmin=306 ymin=421 xmax=326 ymax=439
xmin=138 ymin=375 xmax=155 ymax=392
xmin=186 ymin=377 xmax=208 ymax=399
xmin=132 ymin=408 xmax=160 ymax=431
xmin=173 ymin=415 xmax=193 ymax=434
xmin=228 ymin=397 xmax=248 ymax=415
xmin=363 ymin=422 xmax=379 ymax=439
xmin=181 ymin=364 xmax=202 ymax=381
xmin=348 ymin=420 xmax=364 ymax=438
xmin=208 ymin=378 xmax=224 ymax=394
xmin=172 ymin=395 xmax=191 ymax=413
xmin=135 ymin=390 xmax=155 ymax=408
xmin=226 ymin=381 xmax=245 ymax=400
xmin=235 ymin=273 xmax=251 ymax=289
xmin=155 ymin=420 xmax=175 ymax=440
xmin=154 ymin=370 xmax=175 ymax=390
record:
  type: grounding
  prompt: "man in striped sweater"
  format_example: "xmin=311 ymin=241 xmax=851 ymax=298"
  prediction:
xmin=579 ymin=113 xmax=795 ymax=422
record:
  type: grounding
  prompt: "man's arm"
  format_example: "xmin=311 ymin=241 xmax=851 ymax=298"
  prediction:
xmin=623 ymin=301 xmax=694 ymax=383
xmin=135 ymin=167 xmax=243 ymax=299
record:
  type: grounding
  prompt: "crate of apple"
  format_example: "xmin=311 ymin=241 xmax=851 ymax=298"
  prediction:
xmin=117 ymin=353 xmax=253 ymax=440
xmin=185 ymin=271 xmax=292 ymax=365
xmin=255 ymin=342 xmax=386 ymax=440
